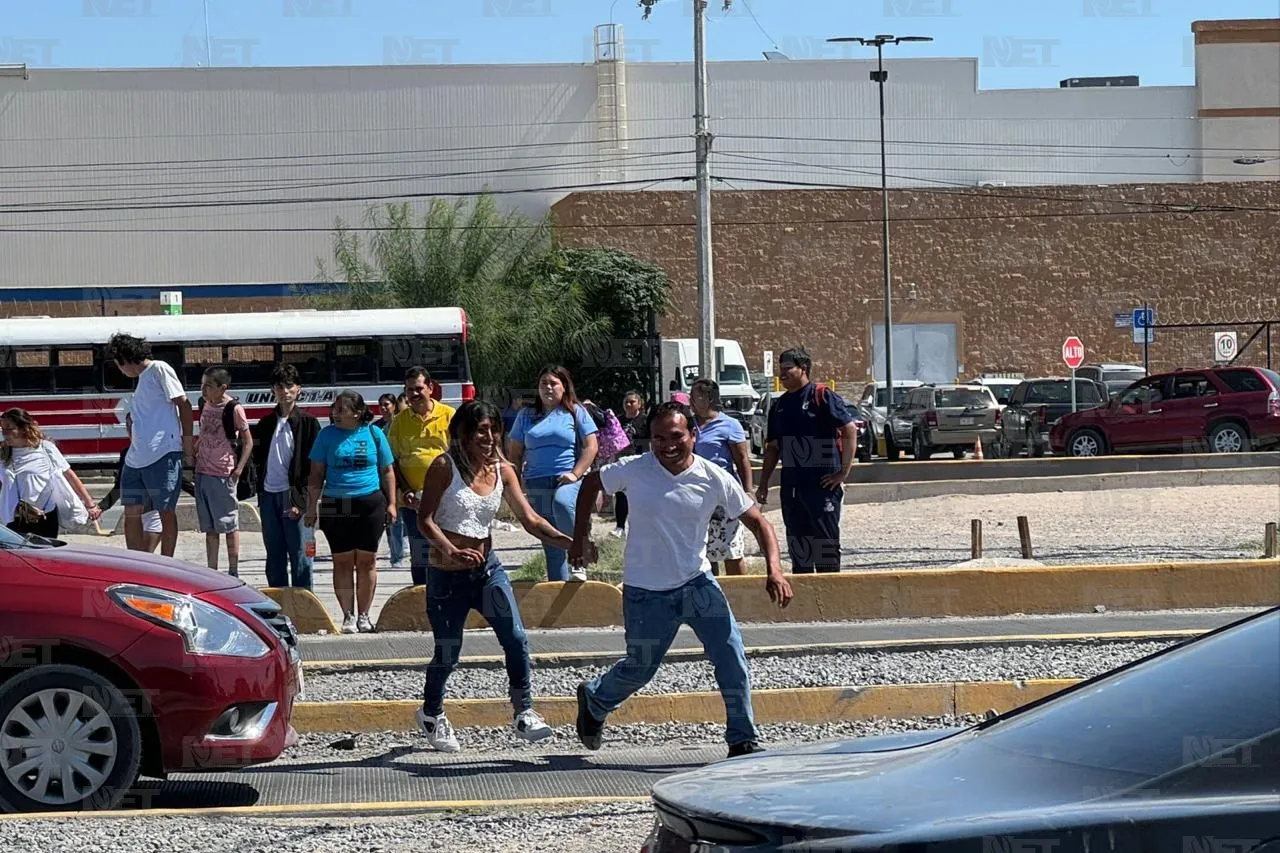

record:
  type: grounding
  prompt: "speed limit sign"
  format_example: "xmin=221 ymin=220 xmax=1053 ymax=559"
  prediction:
xmin=1214 ymin=331 xmax=1237 ymax=363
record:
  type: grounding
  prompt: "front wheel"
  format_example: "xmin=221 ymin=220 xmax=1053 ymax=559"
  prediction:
xmin=1066 ymin=428 xmax=1106 ymax=458
xmin=0 ymin=665 xmax=143 ymax=813
xmin=912 ymin=430 xmax=932 ymax=461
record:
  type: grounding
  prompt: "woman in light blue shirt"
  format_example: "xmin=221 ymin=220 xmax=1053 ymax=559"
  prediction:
xmin=690 ymin=378 xmax=754 ymax=577
xmin=507 ymin=365 xmax=598 ymax=582
xmin=304 ymin=390 xmax=396 ymax=634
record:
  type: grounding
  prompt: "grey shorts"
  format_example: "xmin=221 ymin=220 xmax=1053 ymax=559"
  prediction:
xmin=195 ymin=473 xmax=239 ymax=534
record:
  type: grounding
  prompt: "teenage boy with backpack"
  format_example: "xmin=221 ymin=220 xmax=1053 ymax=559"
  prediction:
xmin=195 ymin=367 xmax=254 ymax=576
xmin=754 ymin=347 xmax=858 ymax=574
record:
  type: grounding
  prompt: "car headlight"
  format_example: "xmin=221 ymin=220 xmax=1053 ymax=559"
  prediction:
xmin=108 ymin=584 xmax=271 ymax=658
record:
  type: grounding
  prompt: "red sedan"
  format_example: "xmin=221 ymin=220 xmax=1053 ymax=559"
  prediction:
xmin=0 ymin=524 xmax=300 ymax=812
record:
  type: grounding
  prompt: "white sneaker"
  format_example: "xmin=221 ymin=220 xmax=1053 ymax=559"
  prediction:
xmin=609 ymin=527 xmax=625 ymax=539
xmin=356 ymin=613 xmax=374 ymax=633
xmin=513 ymin=709 xmax=553 ymax=743
xmin=340 ymin=613 xmax=358 ymax=634
xmin=416 ymin=709 xmax=460 ymax=753
xmin=569 ymin=567 xmax=588 ymax=583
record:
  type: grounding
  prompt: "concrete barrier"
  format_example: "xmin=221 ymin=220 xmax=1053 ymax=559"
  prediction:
xmin=718 ymin=559 xmax=1280 ymax=623
xmin=71 ymin=498 xmax=263 ymax=536
xmin=374 ymin=580 xmax=624 ymax=633
xmin=291 ymin=678 xmax=1080 ymax=733
xmin=262 ymin=587 xmax=339 ymax=635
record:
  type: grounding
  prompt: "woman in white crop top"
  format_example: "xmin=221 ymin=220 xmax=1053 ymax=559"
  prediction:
xmin=413 ymin=400 xmax=591 ymax=753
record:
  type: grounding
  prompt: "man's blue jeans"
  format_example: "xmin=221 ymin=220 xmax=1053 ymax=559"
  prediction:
xmin=583 ymin=572 xmax=757 ymax=747
xmin=522 ymin=475 xmax=582 ymax=582
xmin=422 ymin=553 xmax=532 ymax=717
xmin=400 ymin=507 xmax=431 ymax=586
xmin=387 ymin=511 xmax=406 ymax=566
xmin=258 ymin=489 xmax=313 ymax=590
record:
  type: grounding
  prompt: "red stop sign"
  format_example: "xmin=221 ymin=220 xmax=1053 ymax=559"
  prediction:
xmin=1062 ymin=336 xmax=1085 ymax=370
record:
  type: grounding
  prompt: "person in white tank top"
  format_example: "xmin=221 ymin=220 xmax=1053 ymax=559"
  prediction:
xmin=412 ymin=400 xmax=589 ymax=753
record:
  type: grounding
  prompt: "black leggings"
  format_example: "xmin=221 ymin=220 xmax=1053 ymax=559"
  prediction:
xmin=9 ymin=507 xmax=60 ymax=540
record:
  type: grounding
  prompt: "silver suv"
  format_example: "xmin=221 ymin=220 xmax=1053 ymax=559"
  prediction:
xmin=885 ymin=383 xmax=1001 ymax=460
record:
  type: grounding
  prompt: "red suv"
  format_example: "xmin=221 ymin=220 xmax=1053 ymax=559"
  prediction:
xmin=0 ymin=525 xmax=301 ymax=812
xmin=1049 ymin=366 xmax=1280 ymax=457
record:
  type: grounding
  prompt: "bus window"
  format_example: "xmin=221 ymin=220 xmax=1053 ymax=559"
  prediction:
xmin=380 ymin=336 xmax=465 ymax=383
xmin=226 ymin=344 xmax=277 ymax=387
xmin=335 ymin=341 xmax=377 ymax=384
xmin=280 ymin=341 xmax=329 ymax=385
xmin=54 ymin=348 xmax=97 ymax=393
xmin=183 ymin=345 xmax=224 ymax=388
xmin=100 ymin=345 xmax=134 ymax=391
xmin=9 ymin=348 xmax=53 ymax=394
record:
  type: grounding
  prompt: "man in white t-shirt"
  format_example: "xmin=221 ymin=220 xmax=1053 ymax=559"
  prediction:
xmin=106 ymin=332 xmax=194 ymax=557
xmin=569 ymin=401 xmax=793 ymax=759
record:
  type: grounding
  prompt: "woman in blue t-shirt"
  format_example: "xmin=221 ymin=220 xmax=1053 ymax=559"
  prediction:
xmin=507 ymin=365 xmax=598 ymax=582
xmin=304 ymin=390 xmax=396 ymax=634
xmin=690 ymin=378 xmax=754 ymax=577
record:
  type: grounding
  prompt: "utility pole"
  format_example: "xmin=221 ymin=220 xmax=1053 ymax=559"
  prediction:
xmin=644 ymin=0 xmax=727 ymax=384
xmin=694 ymin=0 xmax=717 ymax=382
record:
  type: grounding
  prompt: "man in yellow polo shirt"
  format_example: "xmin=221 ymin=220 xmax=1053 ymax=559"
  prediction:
xmin=389 ymin=366 xmax=456 ymax=586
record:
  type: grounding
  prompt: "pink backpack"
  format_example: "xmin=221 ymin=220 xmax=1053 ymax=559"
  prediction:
xmin=588 ymin=406 xmax=632 ymax=461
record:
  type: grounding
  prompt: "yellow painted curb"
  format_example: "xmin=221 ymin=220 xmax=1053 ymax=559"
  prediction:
xmin=262 ymin=587 xmax=338 ymax=635
xmin=718 ymin=559 xmax=1280 ymax=623
xmin=375 ymin=580 xmax=624 ymax=633
xmin=0 ymin=795 xmax=653 ymax=822
xmin=292 ymin=679 xmax=1082 ymax=733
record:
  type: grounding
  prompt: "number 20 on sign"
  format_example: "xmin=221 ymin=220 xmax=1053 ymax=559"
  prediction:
xmin=1062 ymin=336 xmax=1085 ymax=370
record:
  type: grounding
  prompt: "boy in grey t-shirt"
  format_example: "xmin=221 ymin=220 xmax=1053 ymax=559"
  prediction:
xmin=569 ymin=401 xmax=793 ymax=758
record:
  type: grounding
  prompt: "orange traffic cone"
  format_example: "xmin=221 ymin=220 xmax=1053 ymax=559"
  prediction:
xmin=973 ymin=438 xmax=984 ymax=461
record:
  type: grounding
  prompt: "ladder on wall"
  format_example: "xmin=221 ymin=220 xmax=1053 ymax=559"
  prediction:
xmin=594 ymin=23 xmax=630 ymax=185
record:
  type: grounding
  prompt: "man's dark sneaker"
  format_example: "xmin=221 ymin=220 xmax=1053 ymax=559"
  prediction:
xmin=576 ymin=682 xmax=604 ymax=750
xmin=728 ymin=741 xmax=765 ymax=758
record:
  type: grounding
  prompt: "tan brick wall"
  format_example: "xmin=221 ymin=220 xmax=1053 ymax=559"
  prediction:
xmin=551 ymin=183 xmax=1280 ymax=381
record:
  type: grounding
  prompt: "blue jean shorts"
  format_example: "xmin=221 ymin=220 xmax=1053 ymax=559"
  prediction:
xmin=120 ymin=451 xmax=184 ymax=512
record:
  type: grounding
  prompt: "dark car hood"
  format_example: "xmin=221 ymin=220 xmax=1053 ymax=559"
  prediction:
xmin=651 ymin=725 xmax=1151 ymax=839
xmin=19 ymin=543 xmax=245 ymax=594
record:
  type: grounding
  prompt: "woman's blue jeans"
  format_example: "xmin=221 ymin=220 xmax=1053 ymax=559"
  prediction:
xmin=522 ymin=475 xmax=583 ymax=582
xmin=423 ymin=553 xmax=532 ymax=717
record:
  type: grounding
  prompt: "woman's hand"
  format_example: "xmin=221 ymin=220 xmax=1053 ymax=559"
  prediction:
xmin=448 ymin=546 xmax=486 ymax=567
xmin=303 ymin=509 xmax=318 ymax=528
xmin=556 ymin=471 xmax=580 ymax=486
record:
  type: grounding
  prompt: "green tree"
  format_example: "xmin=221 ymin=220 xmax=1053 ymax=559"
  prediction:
xmin=314 ymin=196 xmax=612 ymax=397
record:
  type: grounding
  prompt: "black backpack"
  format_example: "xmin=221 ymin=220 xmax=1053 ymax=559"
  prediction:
xmin=200 ymin=396 xmax=258 ymax=501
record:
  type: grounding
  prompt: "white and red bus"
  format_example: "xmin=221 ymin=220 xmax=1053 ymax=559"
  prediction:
xmin=0 ymin=306 xmax=475 ymax=466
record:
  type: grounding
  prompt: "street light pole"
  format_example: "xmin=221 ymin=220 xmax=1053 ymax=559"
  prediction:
xmin=829 ymin=34 xmax=931 ymax=410
xmin=693 ymin=0 xmax=717 ymax=384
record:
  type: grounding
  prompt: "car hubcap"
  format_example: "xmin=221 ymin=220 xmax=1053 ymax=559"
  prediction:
xmin=1072 ymin=435 xmax=1099 ymax=456
xmin=1213 ymin=429 xmax=1242 ymax=453
xmin=1 ymin=688 xmax=118 ymax=805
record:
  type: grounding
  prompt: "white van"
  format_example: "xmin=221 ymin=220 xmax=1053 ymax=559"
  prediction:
xmin=661 ymin=337 xmax=760 ymax=423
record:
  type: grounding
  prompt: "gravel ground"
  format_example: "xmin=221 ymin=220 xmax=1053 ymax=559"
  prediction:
xmin=0 ymin=717 xmax=980 ymax=853
xmin=300 ymin=640 xmax=1177 ymax=703
xmin=815 ymin=484 xmax=1279 ymax=570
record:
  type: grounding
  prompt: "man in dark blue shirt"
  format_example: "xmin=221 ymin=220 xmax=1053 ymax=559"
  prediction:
xmin=755 ymin=347 xmax=858 ymax=574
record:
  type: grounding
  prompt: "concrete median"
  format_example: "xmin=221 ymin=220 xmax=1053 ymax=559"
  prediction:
xmin=291 ymin=678 xmax=1080 ymax=733
xmin=375 ymin=580 xmax=624 ymax=633
xmin=718 ymin=559 xmax=1280 ymax=623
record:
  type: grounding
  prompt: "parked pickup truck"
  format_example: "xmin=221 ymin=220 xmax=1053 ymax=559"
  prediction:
xmin=995 ymin=376 xmax=1108 ymax=457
